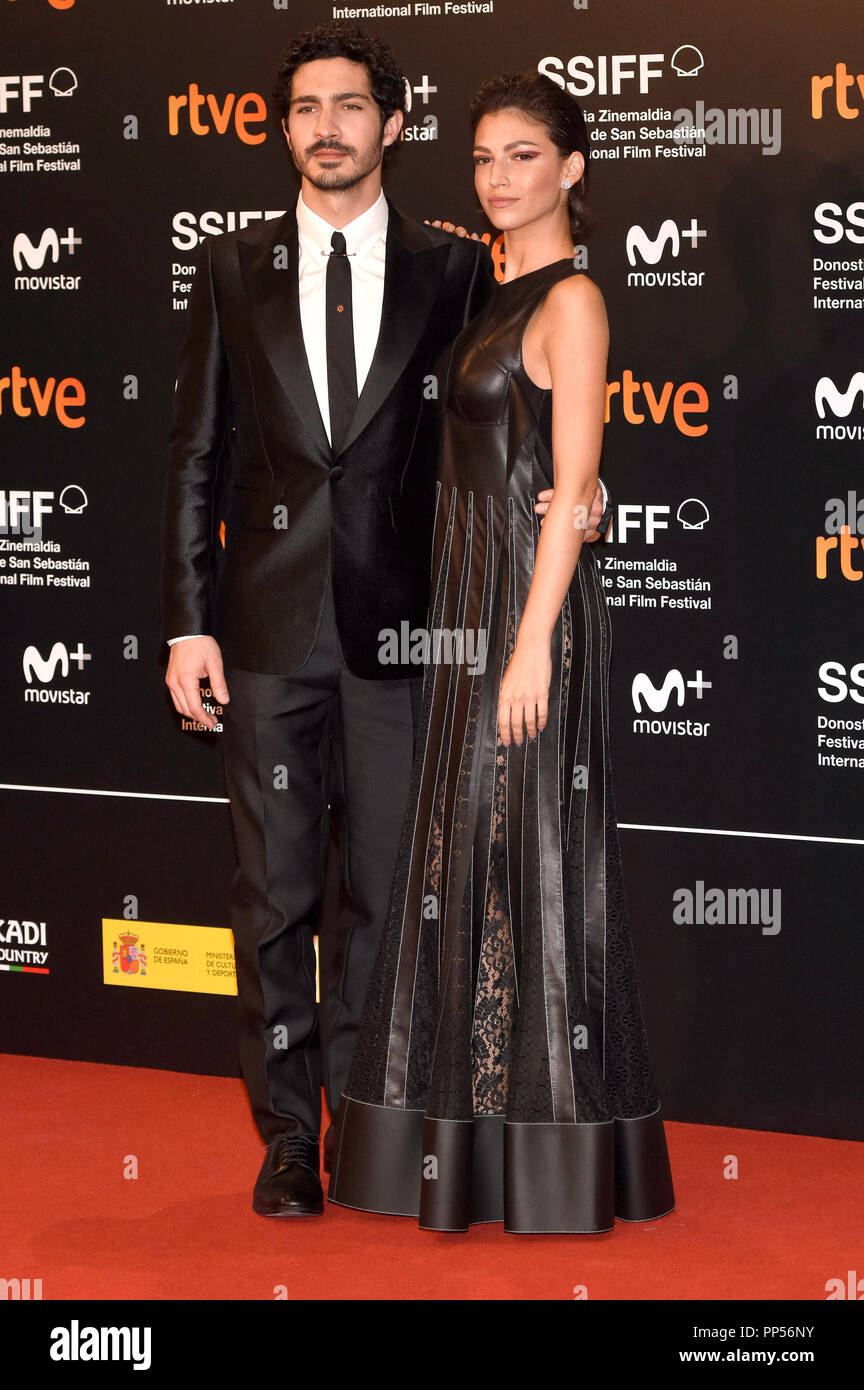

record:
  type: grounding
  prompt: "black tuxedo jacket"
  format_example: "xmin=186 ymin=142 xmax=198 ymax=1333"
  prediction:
xmin=160 ymin=199 xmax=496 ymax=679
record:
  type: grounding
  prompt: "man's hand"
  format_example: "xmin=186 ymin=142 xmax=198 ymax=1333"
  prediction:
xmin=424 ymin=218 xmax=482 ymax=241
xmin=535 ymin=481 xmax=606 ymax=542
xmin=165 ymin=636 xmax=229 ymax=731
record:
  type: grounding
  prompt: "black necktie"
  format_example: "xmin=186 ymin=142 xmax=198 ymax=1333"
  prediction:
xmin=326 ymin=230 xmax=358 ymax=455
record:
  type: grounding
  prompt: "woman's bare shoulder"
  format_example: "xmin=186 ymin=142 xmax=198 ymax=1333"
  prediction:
xmin=541 ymin=271 xmax=608 ymax=345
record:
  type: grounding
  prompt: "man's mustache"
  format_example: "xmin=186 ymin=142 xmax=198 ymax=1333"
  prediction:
xmin=306 ymin=141 xmax=355 ymax=159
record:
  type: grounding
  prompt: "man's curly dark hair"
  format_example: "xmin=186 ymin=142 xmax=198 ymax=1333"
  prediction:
xmin=273 ymin=21 xmax=407 ymax=156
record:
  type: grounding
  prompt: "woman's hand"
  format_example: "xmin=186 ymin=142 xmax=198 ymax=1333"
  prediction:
xmin=498 ymin=637 xmax=552 ymax=746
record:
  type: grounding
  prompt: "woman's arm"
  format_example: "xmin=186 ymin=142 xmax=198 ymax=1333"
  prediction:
xmin=497 ymin=273 xmax=609 ymax=747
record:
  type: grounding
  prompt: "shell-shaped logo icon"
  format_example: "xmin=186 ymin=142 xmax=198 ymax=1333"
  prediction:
xmin=49 ymin=67 xmax=78 ymax=97
xmin=676 ymin=497 xmax=710 ymax=530
xmin=670 ymin=45 xmax=705 ymax=78
xmin=59 ymin=483 xmax=88 ymax=514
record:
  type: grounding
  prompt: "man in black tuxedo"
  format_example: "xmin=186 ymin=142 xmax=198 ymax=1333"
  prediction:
xmin=161 ymin=23 xmax=609 ymax=1217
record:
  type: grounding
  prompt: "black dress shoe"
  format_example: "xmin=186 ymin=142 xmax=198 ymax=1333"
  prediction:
xmin=252 ymin=1134 xmax=323 ymax=1217
xmin=323 ymin=1123 xmax=336 ymax=1175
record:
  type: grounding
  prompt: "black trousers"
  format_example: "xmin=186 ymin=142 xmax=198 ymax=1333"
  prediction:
xmin=222 ymin=575 xmax=419 ymax=1144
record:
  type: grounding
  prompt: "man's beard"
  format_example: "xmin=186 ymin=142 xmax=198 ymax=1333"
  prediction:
xmin=299 ymin=139 xmax=383 ymax=192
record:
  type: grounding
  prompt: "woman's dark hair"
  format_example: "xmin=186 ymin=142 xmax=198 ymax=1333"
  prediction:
xmin=470 ymin=71 xmax=592 ymax=241
xmin=273 ymin=21 xmax=406 ymax=159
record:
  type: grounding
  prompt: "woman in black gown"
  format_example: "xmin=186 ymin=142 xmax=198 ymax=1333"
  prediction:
xmin=329 ymin=72 xmax=676 ymax=1233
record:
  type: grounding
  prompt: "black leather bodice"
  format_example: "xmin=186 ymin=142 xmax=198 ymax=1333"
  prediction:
xmin=437 ymin=257 xmax=589 ymax=504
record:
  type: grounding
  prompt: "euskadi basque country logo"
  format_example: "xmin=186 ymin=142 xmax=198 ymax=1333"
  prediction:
xmin=102 ymin=919 xmax=237 ymax=996
xmin=0 ymin=917 xmax=49 ymax=976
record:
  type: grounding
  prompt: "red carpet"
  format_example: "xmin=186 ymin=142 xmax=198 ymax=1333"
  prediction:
xmin=2 ymin=1053 xmax=860 ymax=1301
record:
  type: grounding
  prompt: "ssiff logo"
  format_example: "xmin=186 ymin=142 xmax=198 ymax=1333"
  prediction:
xmin=0 ymin=70 xmax=77 ymax=113
xmin=112 ymin=932 xmax=147 ymax=977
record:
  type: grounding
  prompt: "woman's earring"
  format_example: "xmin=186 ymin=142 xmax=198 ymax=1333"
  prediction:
xmin=561 ymin=180 xmax=572 ymax=189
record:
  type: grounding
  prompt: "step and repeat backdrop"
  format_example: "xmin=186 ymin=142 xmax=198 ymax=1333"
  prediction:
xmin=1 ymin=0 xmax=861 ymax=1140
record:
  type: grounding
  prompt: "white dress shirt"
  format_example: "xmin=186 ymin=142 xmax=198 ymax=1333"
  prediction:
xmin=296 ymin=186 xmax=388 ymax=442
xmin=169 ymin=189 xmax=388 ymax=646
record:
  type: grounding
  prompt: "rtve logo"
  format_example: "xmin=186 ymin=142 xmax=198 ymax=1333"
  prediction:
xmin=605 ymin=372 xmax=708 ymax=435
xmin=811 ymin=64 xmax=864 ymax=119
xmin=816 ymin=526 xmax=864 ymax=581
xmin=168 ymin=85 xmax=269 ymax=144
xmin=816 ymin=488 xmax=864 ymax=581
xmin=0 ymin=368 xmax=85 ymax=427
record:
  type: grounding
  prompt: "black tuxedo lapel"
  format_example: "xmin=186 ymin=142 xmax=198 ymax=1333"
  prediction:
xmin=336 ymin=202 xmax=449 ymax=458
xmin=237 ymin=215 xmax=331 ymax=464
xmin=237 ymin=202 xmax=448 ymax=464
